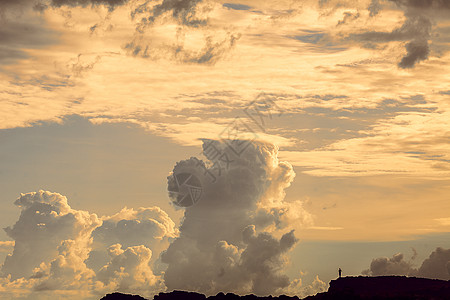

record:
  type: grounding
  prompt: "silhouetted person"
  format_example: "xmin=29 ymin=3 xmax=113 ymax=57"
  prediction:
xmin=338 ymin=268 xmax=342 ymax=278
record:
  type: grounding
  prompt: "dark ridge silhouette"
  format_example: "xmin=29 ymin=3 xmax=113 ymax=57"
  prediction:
xmin=100 ymin=276 xmax=450 ymax=300
xmin=304 ymin=276 xmax=450 ymax=300
xmin=100 ymin=292 xmax=148 ymax=300
xmin=154 ymin=290 xmax=299 ymax=300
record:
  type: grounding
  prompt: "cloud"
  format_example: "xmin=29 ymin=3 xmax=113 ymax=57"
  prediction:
xmin=0 ymin=12 xmax=58 ymax=67
xmin=0 ymin=0 xmax=240 ymax=66
xmin=223 ymin=3 xmax=252 ymax=11
xmin=286 ymin=275 xmax=327 ymax=298
xmin=124 ymin=31 xmax=240 ymax=64
xmin=87 ymin=206 xmax=178 ymax=273
xmin=238 ymin=226 xmax=298 ymax=294
xmin=418 ymin=247 xmax=450 ymax=280
xmin=0 ymin=0 xmax=32 ymax=11
xmin=0 ymin=141 xmax=315 ymax=298
xmin=337 ymin=11 xmax=360 ymax=26
xmin=131 ymin=0 xmax=211 ymax=29
xmin=0 ymin=242 xmax=14 ymax=254
xmin=162 ymin=139 xmax=312 ymax=295
xmin=362 ymin=252 xmax=417 ymax=276
xmin=389 ymin=0 xmax=450 ymax=10
xmin=1 ymin=190 xmax=101 ymax=280
xmin=350 ymin=15 xmax=431 ymax=43
xmin=96 ymin=244 xmax=165 ymax=294
xmin=349 ymin=13 xmax=432 ymax=68
xmin=398 ymin=38 xmax=429 ymax=68
xmin=49 ymin=0 xmax=128 ymax=11
xmin=331 ymin=0 xmax=450 ymax=68
xmin=388 ymin=0 xmax=450 ymax=68
xmin=32 ymin=239 xmax=96 ymax=291
xmin=125 ymin=0 xmax=241 ymax=64
xmin=368 ymin=0 xmax=382 ymax=16
xmin=0 ymin=190 xmax=177 ymax=299
xmin=363 ymin=247 xmax=450 ymax=280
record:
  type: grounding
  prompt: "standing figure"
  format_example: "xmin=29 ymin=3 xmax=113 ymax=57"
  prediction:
xmin=338 ymin=268 xmax=342 ymax=278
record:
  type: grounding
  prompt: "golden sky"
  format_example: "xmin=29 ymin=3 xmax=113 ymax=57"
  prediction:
xmin=0 ymin=0 xmax=449 ymax=299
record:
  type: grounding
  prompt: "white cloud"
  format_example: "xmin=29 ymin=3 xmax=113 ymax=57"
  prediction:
xmin=162 ymin=139 xmax=313 ymax=295
xmin=286 ymin=275 xmax=327 ymax=298
xmin=0 ymin=190 xmax=176 ymax=299
xmin=1 ymin=190 xmax=101 ymax=280
xmin=96 ymin=244 xmax=165 ymax=296
xmin=87 ymin=206 xmax=178 ymax=273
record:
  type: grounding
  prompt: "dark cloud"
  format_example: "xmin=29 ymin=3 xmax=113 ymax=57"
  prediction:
xmin=363 ymin=247 xmax=450 ymax=280
xmin=0 ymin=17 xmax=58 ymax=66
xmin=294 ymin=33 xmax=325 ymax=44
xmin=0 ymin=47 xmax=29 ymax=65
xmin=223 ymin=3 xmax=252 ymax=11
xmin=131 ymin=0 xmax=210 ymax=30
xmin=418 ymin=247 xmax=450 ymax=280
xmin=0 ymin=0 xmax=33 ymax=13
xmin=337 ymin=11 xmax=360 ymax=26
xmin=181 ymin=34 xmax=240 ymax=64
xmin=389 ymin=0 xmax=450 ymax=10
xmin=50 ymin=0 xmax=128 ymax=11
xmin=362 ymin=253 xmax=417 ymax=276
xmin=349 ymin=0 xmax=450 ymax=68
xmin=125 ymin=32 xmax=240 ymax=65
xmin=351 ymin=15 xmax=431 ymax=43
xmin=349 ymin=13 xmax=432 ymax=68
xmin=368 ymin=0 xmax=382 ymax=16
xmin=398 ymin=38 xmax=429 ymax=68
xmin=68 ymin=54 xmax=101 ymax=77
xmin=124 ymin=0 xmax=241 ymax=64
xmin=239 ymin=226 xmax=298 ymax=294
xmin=0 ymin=0 xmax=126 ymax=13
xmin=389 ymin=0 xmax=450 ymax=67
xmin=292 ymin=32 xmax=348 ymax=53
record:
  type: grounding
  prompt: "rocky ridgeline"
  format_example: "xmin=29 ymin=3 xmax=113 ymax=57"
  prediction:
xmin=101 ymin=276 xmax=450 ymax=300
xmin=305 ymin=276 xmax=450 ymax=300
xmin=101 ymin=291 xmax=299 ymax=300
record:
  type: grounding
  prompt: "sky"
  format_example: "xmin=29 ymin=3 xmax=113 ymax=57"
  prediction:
xmin=0 ymin=0 xmax=450 ymax=299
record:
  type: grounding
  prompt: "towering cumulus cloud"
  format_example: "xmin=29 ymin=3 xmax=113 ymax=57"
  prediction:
xmin=163 ymin=139 xmax=312 ymax=295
